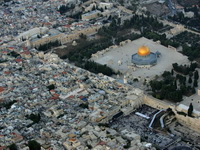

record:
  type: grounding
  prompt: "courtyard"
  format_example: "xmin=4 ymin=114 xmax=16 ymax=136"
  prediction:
xmin=91 ymin=37 xmax=189 ymax=80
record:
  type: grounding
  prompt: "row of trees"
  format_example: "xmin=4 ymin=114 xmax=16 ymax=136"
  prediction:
xmin=37 ymin=40 xmax=61 ymax=51
xmin=172 ymin=62 xmax=198 ymax=75
xmin=121 ymin=14 xmax=165 ymax=31
xmin=169 ymin=10 xmax=200 ymax=31
xmin=98 ymin=14 xmax=167 ymax=39
xmin=150 ymin=79 xmax=183 ymax=102
xmin=7 ymin=51 xmax=20 ymax=58
xmin=172 ymin=31 xmax=200 ymax=47
xmin=66 ymin=38 xmax=113 ymax=60
xmin=61 ymin=31 xmax=117 ymax=75
xmin=0 ymin=59 xmax=7 ymax=63
xmin=89 ymin=5 xmax=105 ymax=12
xmin=182 ymin=44 xmax=200 ymax=61
xmin=58 ymin=4 xmax=75 ymax=15
xmin=81 ymin=61 xmax=115 ymax=76
xmin=3 ymin=0 xmax=12 ymax=2
xmin=81 ymin=0 xmax=89 ymax=2
xmin=171 ymin=31 xmax=200 ymax=61
xmin=143 ymin=31 xmax=179 ymax=48
xmin=8 ymin=140 xmax=41 ymax=150
xmin=150 ymin=65 xmax=199 ymax=102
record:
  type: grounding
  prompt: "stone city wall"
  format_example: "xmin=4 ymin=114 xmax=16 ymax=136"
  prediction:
xmin=143 ymin=95 xmax=174 ymax=110
xmin=174 ymin=112 xmax=200 ymax=133
xmin=30 ymin=33 xmax=64 ymax=48
xmin=61 ymin=25 xmax=103 ymax=44
xmin=30 ymin=24 xmax=107 ymax=48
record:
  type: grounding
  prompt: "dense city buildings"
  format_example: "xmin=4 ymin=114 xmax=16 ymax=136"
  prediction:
xmin=0 ymin=0 xmax=200 ymax=149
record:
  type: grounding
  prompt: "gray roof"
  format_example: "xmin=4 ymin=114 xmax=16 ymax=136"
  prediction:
xmin=131 ymin=52 xmax=157 ymax=66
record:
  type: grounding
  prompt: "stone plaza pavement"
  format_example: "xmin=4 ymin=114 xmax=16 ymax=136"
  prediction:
xmin=92 ymin=37 xmax=189 ymax=80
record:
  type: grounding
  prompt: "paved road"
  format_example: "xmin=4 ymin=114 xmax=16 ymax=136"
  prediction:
xmin=166 ymin=0 xmax=176 ymax=17
xmin=159 ymin=19 xmax=200 ymax=35
xmin=140 ymin=0 xmax=159 ymax=4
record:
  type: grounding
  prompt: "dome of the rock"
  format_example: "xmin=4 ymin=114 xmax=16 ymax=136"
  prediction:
xmin=137 ymin=46 xmax=150 ymax=56
xmin=131 ymin=45 xmax=158 ymax=68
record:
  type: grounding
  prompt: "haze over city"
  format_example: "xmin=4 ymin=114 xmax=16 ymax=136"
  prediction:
xmin=0 ymin=0 xmax=200 ymax=150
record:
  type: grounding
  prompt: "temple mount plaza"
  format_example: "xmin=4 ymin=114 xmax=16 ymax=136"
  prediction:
xmin=91 ymin=37 xmax=189 ymax=81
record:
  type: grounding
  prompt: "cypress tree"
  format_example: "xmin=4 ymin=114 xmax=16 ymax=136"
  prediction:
xmin=188 ymin=103 xmax=193 ymax=117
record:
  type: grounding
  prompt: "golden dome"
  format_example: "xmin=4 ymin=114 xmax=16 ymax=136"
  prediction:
xmin=137 ymin=46 xmax=150 ymax=56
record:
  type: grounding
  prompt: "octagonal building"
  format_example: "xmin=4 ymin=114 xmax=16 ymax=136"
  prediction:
xmin=131 ymin=46 xmax=158 ymax=68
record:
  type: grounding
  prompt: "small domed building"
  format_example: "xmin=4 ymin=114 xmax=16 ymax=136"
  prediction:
xmin=131 ymin=46 xmax=158 ymax=68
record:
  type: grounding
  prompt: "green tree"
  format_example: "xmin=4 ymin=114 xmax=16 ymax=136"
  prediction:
xmin=1 ymin=100 xmax=17 ymax=110
xmin=189 ymin=71 xmax=193 ymax=77
xmin=180 ymin=85 xmax=187 ymax=95
xmin=92 ymin=5 xmax=96 ymax=11
xmin=188 ymin=77 xmax=192 ymax=84
xmin=79 ymin=33 xmax=87 ymax=40
xmin=192 ymin=87 xmax=196 ymax=94
xmin=108 ymin=15 xmax=112 ymax=20
xmin=79 ymin=103 xmax=89 ymax=109
xmin=162 ymin=71 xmax=171 ymax=78
xmin=26 ymin=114 xmax=41 ymax=124
xmin=99 ymin=7 xmax=104 ymax=12
xmin=117 ymin=18 xmax=121 ymax=26
xmin=150 ymin=80 xmax=162 ymax=92
xmin=193 ymin=79 xmax=198 ymax=87
xmin=190 ymin=63 xmax=197 ymax=71
xmin=188 ymin=103 xmax=193 ymax=117
xmin=119 ymin=0 xmax=124 ymax=5
xmin=174 ymin=80 xmax=177 ymax=89
xmin=194 ymin=70 xmax=199 ymax=80
xmin=171 ymin=69 xmax=174 ymax=75
xmin=123 ymin=140 xmax=131 ymax=149
xmin=28 ymin=140 xmax=41 ymax=150
xmin=47 ymin=84 xmax=55 ymax=91
xmin=8 ymin=143 xmax=18 ymax=150
xmin=172 ymin=63 xmax=178 ymax=71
